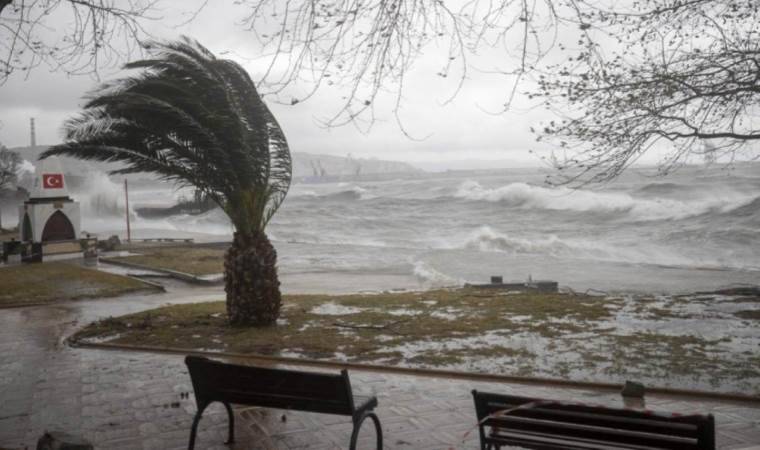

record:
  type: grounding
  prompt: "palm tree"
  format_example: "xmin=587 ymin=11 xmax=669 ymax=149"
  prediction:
xmin=41 ymin=37 xmax=292 ymax=326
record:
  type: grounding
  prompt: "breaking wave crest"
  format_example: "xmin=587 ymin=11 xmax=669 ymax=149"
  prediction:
xmin=453 ymin=181 xmax=753 ymax=221
xmin=457 ymin=225 xmax=754 ymax=270
xmin=462 ymin=226 xmax=604 ymax=258
xmin=324 ymin=186 xmax=367 ymax=200
xmin=723 ymin=196 xmax=760 ymax=219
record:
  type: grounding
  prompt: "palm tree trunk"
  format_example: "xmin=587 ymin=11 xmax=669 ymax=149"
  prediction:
xmin=224 ymin=231 xmax=282 ymax=326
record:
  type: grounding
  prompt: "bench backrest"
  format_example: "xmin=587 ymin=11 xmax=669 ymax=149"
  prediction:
xmin=186 ymin=356 xmax=356 ymax=416
xmin=472 ymin=391 xmax=715 ymax=450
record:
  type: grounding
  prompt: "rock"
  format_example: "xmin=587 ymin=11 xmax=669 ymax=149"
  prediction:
xmin=621 ymin=380 xmax=645 ymax=398
xmin=97 ymin=235 xmax=121 ymax=251
xmin=36 ymin=431 xmax=93 ymax=450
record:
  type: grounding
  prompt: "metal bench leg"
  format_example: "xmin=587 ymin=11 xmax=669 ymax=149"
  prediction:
xmin=223 ymin=402 xmax=235 ymax=444
xmin=188 ymin=403 xmax=208 ymax=450
xmin=349 ymin=411 xmax=383 ymax=450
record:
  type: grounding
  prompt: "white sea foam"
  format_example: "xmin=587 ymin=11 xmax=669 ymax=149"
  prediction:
xmin=166 ymin=209 xmax=234 ymax=236
xmin=290 ymin=189 xmax=318 ymax=197
xmin=387 ymin=308 xmax=423 ymax=316
xmin=454 ymin=180 xmax=752 ymax=221
xmin=310 ymin=302 xmax=365 ymax=315
xmin=413 ymin=261 xmax=462 ymax=287
xmin=458 ymin=225 xmax=704 ymax=268
xmin=321 ymin=185 xmax=369 ymax=200
xmin=17 ymin=159 xmax=35 ymax=176
xmin=77 ymin=172 xmax=131 ymax=217
xmin=431 ymin=308 xmax=464 ymax=321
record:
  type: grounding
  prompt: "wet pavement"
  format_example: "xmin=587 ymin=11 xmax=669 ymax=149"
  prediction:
xmin=1 ymin=280 xmax=759 ymax=449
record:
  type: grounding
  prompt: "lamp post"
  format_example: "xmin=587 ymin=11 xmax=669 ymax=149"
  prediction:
xmin=124 ymin=179 xmax=131 ymax=243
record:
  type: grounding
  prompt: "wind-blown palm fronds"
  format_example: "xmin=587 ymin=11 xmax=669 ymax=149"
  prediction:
xmin=42 ymin=37 xmax=291 ymax=235
xmin=42 ymin=37 xmax=292 ymax=326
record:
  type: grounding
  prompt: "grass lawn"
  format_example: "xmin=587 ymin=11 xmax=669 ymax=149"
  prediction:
xmin=73 ymin=288 xmax=760 ymax=393
xmin=0 ymin=261 xmax=159 ymax=307
xmin=106 ymin=245 xmax=225 ymax=276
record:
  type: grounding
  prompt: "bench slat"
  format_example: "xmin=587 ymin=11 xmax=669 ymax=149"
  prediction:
xmin=483 ymin=416 xmax=701 ymax=450
xmin=477 ymin=394 xmax=709 ymax=425
xmin=487 ymin=429 xmax=687 ymax=450
xmin=482 ymin=404 xmax=700 ymax=438
xmin=473 ymin=391 xmax=715 ymax=450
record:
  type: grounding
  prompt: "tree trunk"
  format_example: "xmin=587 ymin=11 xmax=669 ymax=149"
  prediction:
xmin=224 ymin=231 xmax=282 ymax=326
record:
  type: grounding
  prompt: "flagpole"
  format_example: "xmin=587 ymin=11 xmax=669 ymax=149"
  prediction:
xmin=124 ymin=179 xmax=131 ymax=243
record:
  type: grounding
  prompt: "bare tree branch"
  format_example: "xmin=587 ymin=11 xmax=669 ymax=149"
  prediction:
xmin=237 ymin=0 xmax=574 ymax=130
xmin=0 ymin=1 xmax=208 ymax=84
xmin=535 ymin=0 xmax=760 ymax=184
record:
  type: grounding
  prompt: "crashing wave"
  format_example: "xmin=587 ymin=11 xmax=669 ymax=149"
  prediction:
xmin=321 ymin=185 xmax=368 ymax=201
xmin=453 ymin=180 xmax=754 ymax=221
xmin=412 ymin=260 xmax=462 ymax=287
xmin=462 ymin=226 xmax=597 ymax=257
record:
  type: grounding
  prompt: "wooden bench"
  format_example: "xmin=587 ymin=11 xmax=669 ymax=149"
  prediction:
xmin=185 ymin=356 xmax=382 ymax=450
xmin=472 ymin=391 xmax=715 ymax=450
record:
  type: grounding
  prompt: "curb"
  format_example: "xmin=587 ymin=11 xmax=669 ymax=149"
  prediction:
xmin=0 ymin=266 xmax=163 ymax=309
xmin=70 ymin=340 xmax=760 ymax=405
xmin=0 ymin=301 xmax=50 ymax=309
xmin=79 ymin=263 xmax=166 ymax=293
xmin=125 ymin=276 xmax=167 ymax=292
xmin=99 ymin=258 xmax=223 ymax=285
xmin=122 ymin=241 xmax=230 ymax=251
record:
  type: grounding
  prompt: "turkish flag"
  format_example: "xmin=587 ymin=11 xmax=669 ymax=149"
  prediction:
xmin=42 ymin=173 xmax=64 ymax=189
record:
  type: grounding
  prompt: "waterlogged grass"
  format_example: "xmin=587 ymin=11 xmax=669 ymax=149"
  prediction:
xmin=107 ymin=245 xmax=226 ymax=276
xmin=73 ymin=288 xmax=760 ymax=393
xmin=0 ymin=262 xmax=157 ymax=307
xmin=75 ymin=289 xmax=608 ymax=357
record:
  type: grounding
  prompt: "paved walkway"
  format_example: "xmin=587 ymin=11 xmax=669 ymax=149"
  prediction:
xmin=1 ymin=280 xmax=759 ymax=449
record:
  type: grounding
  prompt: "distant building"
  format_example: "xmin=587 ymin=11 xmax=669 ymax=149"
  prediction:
xmin=18 ymin=157 xmax=81 ymax=243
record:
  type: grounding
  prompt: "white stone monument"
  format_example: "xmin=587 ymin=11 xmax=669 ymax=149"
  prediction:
xmin=18 ymin=157 xmax=81 ymax=243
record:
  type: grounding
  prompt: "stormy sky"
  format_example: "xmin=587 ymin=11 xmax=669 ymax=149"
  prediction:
xmin=0 ymin=1 xmax=654 ymax=170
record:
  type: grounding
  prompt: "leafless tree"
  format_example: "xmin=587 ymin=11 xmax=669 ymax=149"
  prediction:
xmin=239 ymin=0 xmax=759 ymax=180
xmin=534 ymin=0 xmax=760 ymax=184
xmin=237 ymin=0 xmax=577 ymax=133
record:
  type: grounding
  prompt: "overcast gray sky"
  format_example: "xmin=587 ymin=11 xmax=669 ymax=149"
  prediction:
xmin=0 ymin=1 xmax=654 ymax=170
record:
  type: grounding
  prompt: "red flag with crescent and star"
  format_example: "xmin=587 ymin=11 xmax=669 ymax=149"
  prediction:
xmin=42 ymin=173 xmax=64 ymax=189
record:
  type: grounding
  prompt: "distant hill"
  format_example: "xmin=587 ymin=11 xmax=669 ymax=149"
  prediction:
xmin=291 ymin=152 xmax=421 ymax=181
xmin=10 ymin=146 xmax=422 ymax=184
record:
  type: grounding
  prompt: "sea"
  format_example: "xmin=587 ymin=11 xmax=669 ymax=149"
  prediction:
xmin=74 ymin=163 xmax=760 ymax=295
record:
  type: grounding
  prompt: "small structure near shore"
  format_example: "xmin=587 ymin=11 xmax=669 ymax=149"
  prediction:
xmin=13 ymin=157 xmax=82 ymax=261
xmin=465 ymin=275 xmax=559 ymax=293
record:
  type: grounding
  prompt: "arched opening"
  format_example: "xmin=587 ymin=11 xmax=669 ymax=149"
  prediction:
xmin=22 ymin=213 xmax=33 ymax=241
xmin=41 ymin=210 xmax=75 ymax=242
